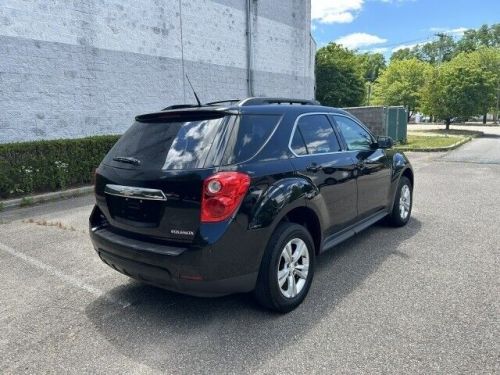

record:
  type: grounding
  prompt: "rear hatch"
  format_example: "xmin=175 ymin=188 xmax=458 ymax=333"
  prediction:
xmin=95 ymin=110 xmax=281 ymax=243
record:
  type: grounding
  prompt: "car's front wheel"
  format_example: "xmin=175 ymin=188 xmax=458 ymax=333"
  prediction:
xmin=254 ymin=223 xmax=315 ymax=313
xmin=387 ymin=176 xmax=413 ymax=227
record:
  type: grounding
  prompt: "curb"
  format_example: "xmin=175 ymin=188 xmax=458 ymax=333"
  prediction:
xmin=0 ymin=186 xmax=94 ymax=211
xmin=408 ymin=131 xmax=483 ymax=138
xmin=396 ymin=136 xmax=472 ymax=152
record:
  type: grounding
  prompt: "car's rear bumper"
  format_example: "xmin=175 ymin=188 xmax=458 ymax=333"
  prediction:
xmin=90 ymin=226 xmax=258 ymax=297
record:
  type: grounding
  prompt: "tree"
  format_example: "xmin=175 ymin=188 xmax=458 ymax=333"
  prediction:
xmin=371 ymin=58 xmax=432 ymax=120
xmin=421 ymin=49 xmax=499 ymax=129
xmin=356 ymin=52 xmax=386 ymax=105
xmin=315 ymin=43 xmax=366 ymax=107
xmin=415 ymin=34 xmax=456 ymax=64
xmin=456 ymin=24 xmax=500 ymax=54
xmin=473 ymin=47 xmax=500 ymax=123
xmin=390 ymin=48 xmax=417 ymax=62
xmin=389 ymin=23 xmax=499 ymax=64
xmin=357 ymin=52 xmax=386 ymax=82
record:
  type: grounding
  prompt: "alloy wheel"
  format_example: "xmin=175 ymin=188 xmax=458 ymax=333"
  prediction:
xmin=399 ymin=184 xmax=411 ymax=220
xmin=277 ymin=238 xmax=310 ymax=298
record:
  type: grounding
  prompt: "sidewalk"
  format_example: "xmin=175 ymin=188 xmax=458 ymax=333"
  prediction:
xmin=1 ymin=186 xmax=93 ymax=211
xmin=409 ymin=123 xmax=500 ymax=135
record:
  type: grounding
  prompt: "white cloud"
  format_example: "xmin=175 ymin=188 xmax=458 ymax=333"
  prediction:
xmin=311 ymin=0 xmax=364 ymax=24
xmin=368 ymin=47 xmax=389 ymax=54
xmin=359 ymin=47 xmax=389 ymax=54
xmin=429 ymin=26 xmax=469 ymax=36
xmin=311 ymin=0 xmax=416 ymax=25
xmin=335 ymin=33 xmax=387 ymax=49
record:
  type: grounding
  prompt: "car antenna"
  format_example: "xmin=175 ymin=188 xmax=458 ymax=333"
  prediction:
xmin=185 ymin=74 xmax=202 ymax=107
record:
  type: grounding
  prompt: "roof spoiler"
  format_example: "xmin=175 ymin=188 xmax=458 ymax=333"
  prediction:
xmin=135 ymin=108 xmax=236 ymax=123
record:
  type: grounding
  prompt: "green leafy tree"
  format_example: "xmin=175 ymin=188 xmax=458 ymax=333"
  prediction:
xmin=416 ymin=34 xmax=457 ymax=64
xmin=456 ymin=24 xmax=500 ymax=53
xmin=390 ymin=24 xmax=499 ymax=63
xmin=390 ymin=48 xmax=417 ymax=62
xmin=315 ymin=43 xmax=366 ymax=107
xmin=371 ymin=58 xmax=432 ymax=120
xmin=356 ymin=52 xmax=387 ymax=105
xmin=357 ymin=52 xmax=386 ymax=82
xmin=421 ymin=49 xmax=499 ymax=129
xmin=473 ymin=47 xmax=500 ymax=123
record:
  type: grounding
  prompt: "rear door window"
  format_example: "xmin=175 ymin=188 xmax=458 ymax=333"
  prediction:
xmin=104 ymin=115 xmax=228 ymax=170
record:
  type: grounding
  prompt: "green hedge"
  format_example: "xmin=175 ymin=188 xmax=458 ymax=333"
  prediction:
xmin=0 ymin=135 xmax=120 ymax=199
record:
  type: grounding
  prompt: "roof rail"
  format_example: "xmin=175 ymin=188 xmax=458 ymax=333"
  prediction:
xmin=238 ymin=97 xmax=320 ymax=106
xmin=162 ymin=97 xmax=320 ymax=111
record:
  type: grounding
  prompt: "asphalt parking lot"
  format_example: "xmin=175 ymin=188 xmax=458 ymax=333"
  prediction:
xmin=1 ymin=127 xmax=499 ymax=374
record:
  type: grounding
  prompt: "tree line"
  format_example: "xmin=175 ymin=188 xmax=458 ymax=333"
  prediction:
xmin=315 ymin=24 xmax=500 ymax=129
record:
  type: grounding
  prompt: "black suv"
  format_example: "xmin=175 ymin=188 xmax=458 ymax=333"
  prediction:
xmin=90 ymin=98 xmax=413 ymax=312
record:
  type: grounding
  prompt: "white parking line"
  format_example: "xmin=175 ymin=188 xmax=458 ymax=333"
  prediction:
xmin=0 ymin=242 xmax=131 ymax=308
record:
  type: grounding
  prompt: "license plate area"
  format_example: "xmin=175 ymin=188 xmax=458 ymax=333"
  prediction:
xmin=106 ymin=195 xmax=163 ymax=226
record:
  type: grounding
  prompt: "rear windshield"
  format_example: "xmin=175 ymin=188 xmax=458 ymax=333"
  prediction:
xmin=104 ymin=113 xmax=281 ymax=170
xmin=104 ymin=115 xmax=228 ymax=170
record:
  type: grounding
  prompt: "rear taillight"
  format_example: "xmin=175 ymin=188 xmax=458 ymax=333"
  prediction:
xmin=201 ymin=172 xmax=251 ymax=223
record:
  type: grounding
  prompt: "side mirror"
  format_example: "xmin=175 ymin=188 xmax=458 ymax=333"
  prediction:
xmin=377 ymin=136 xmax=394 ymax=149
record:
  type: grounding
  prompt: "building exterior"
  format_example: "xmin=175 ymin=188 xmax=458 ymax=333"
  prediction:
xmin=0 ymin=0 xmax=315 ymax=143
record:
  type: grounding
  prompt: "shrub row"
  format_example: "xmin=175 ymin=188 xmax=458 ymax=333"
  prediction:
xmin=0 ymin=135 xmax=120 ymax=199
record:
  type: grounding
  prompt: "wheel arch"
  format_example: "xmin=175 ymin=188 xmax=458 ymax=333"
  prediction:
xmin=279 ymin=206 xmax=322 ymax=255
xmin=401 ymin=167 xmax=414 ymax=187
xmin=389 ymin=151 xmax=414 ymax=207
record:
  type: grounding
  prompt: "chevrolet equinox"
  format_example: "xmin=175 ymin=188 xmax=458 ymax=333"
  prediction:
xmin=89 ymin=97 xmax=414 ymax=312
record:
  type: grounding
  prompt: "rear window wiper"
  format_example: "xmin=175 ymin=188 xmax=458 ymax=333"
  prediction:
xmin=112 ymin=156 xmax=141 ymax=166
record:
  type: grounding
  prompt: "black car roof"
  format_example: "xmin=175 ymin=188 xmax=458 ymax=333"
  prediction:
xmin=136 ymin=98 xmax=352 ymax=122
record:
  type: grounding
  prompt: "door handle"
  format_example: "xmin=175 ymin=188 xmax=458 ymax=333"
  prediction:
xmin=306 ymin=163 xmax=322 ymax=173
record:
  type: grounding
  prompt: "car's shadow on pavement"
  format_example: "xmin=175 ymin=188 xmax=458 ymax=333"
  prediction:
xmin=85 ymin=218 xmax=422 ymax=372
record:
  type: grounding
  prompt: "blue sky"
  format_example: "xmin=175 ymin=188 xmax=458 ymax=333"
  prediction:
xmin=311 ymin=0 xmax=500 ymax=57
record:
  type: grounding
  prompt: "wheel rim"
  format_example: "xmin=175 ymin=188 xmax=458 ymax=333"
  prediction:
xmin=399 ymin=184 xmax=411 ymax=220
xmin=277 ymin=238 xmax=309 ymax=298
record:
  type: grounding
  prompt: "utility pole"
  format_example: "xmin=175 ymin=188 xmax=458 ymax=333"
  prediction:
xmin=495 ymin=86 xmax=500 ymax=124
xmin=366 ymin=58 xmax=376 ymax=106
xmin=435 ymin=33 xmax=447 ymax=64
xmin=367 ymin=82 xmax=372 ymax=106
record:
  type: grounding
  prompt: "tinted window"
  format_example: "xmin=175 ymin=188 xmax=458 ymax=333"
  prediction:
xmin=290 ymin=129 xmax=308 ymax=156
xmin=222 ymin=115 xmax=281 ymax=164
xmin=104 ymin=115 xmax=227 ymax=170
xmin=334 ymin=115 xmax=373 ymax=151
xmin=291 ymin=115 xmax=341 ymax=155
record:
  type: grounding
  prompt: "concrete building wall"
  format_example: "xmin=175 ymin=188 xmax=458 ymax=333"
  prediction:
xmin=0 ymin=0 xmax=315 ymax=143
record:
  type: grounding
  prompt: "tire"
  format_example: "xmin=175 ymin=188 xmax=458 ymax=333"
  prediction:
xmin=386 ymin=176 xmax=412 ymax=227
xmin=254 ymin=222 xmax=315 ymax=313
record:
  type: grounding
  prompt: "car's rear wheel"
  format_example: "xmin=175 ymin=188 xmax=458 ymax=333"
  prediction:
xmin=387 ymin=176 xmax=412 ymax=227
xmin=254 ymin=223 xmax=315 ymax=313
